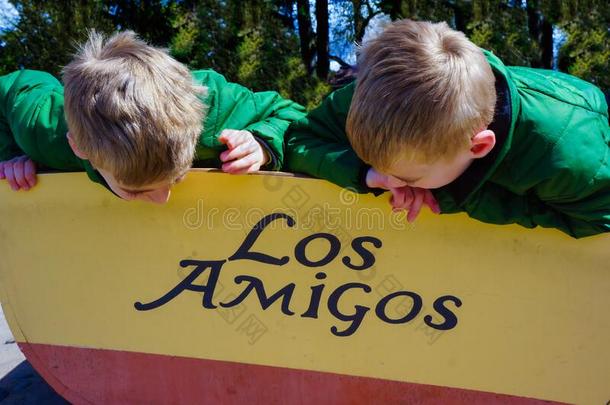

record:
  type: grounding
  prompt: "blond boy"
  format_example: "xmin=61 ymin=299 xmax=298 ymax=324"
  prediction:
xmin=0 ymin=31 xmax=305 ymax=203
xmin=286 ymin=20 xmax=610 ymax=238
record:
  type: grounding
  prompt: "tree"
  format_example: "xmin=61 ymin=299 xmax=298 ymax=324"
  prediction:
xmin=106 ymin=0 xmax=178 ymax=46
xmin=1 ymin=0 xmax=607 ymax=106
xmin=315 ymin=0 xmax=329 ymax=79
xmin=557 ymin=4 xmax=610 ymax=88
xmin=468 ymin=0 xmax=539 ymax=67
xmin=169 ymin=0 xmax=330 ymax=108
xmin=0 ymin=0 xmax=114 ymax=76
xmin=169 ymin=0 xmax=243 ymax=79
xmin=0 ymin=0 xmax=180 ymax=77
xmin=526 ymin=0 xmax=553 ymax=68
xmin=296 ymin=0 xmax=315 ymax=73
xmin=379 ymin=0 xmax=454 ymax=24
xmin=351 ymin=0 xmax=382 ymax=43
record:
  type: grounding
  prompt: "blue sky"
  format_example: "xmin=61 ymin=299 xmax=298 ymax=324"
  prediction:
xmin=0 ymin=0 xmax=18 ymax=33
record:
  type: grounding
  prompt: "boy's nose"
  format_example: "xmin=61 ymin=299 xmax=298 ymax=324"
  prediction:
xmin=147 ymin=187 xmax=171 ymax=204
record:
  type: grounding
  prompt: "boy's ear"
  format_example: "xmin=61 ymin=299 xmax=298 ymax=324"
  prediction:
xmin=470 ymin=129 xmax=496 ymax=159
xmin=67 ymin=132 xmax=88 ymax=160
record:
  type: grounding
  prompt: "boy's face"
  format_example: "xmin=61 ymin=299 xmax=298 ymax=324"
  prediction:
xmin=382 ymin=149 xmax=474 ymax=189
xmin=97 ymin=167 xmax=185 ymax=204
xmin=66 ymin=132 xmax=184 ymax=204
xmin=382 ymin=129 xmax=497 ymax=189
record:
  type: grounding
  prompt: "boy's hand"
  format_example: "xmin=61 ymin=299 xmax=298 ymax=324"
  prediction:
xmin=219 ymin=129 xmax=269 ymax=174
xmin=365 ymin=167 xmax=440 ymax=222
xmin=390 ymin=186 xmax=440 ymax=222
xmin=0 ymin=155 xmax=37 ymax=191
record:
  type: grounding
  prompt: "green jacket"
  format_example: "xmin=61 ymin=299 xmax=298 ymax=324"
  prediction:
xmin=286 ymin=51 xmax=610 ymax=238
xmin=0 ymin=69 xmax=305 ymax=185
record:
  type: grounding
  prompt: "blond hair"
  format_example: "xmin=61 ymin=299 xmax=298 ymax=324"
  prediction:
xmin=63 ymin=31 xmax=206 ymax=186
xmin=346 ymin=19 xmax=496 ymax=170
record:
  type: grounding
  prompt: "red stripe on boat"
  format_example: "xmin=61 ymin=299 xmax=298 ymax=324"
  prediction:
xmin=20 ymin=343 xmax=565 ymax=405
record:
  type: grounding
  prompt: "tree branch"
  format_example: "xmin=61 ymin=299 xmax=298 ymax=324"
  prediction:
xmin=329 ymin=54 xmax=353 ymax=68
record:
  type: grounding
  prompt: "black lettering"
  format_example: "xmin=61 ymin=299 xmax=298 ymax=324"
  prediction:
xmin=425 ymin=295 xmax=462 ymax=330
xmin=134 ymin=260 xmax=225 ymax=310
xmin=220 ymin=275 xmax=296 ymax=315
xmin=342 ymin=236 xmax=382 ymax=271
xmin=228 ymin=213 xmax=295 ymax=265
xmin=375 ymin=291 xmax=422 ymax=324
xmin=294 ymin=233 xmax=340 ymax=267
xmin=301 ymin=272 xmax=327 ymax=319
xmin=327 ymin=283 xmax=371 ymax=337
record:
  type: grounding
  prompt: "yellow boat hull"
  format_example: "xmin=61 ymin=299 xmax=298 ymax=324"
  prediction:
xmin=0 ymin=171 xmax=608 ymax=404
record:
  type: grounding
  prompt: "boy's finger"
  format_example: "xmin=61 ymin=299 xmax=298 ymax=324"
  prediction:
xmin=246 ymin=163 xmax=262 ymax=173
xmin=407 ymin=189 xmax=425 ymax=222
xmin=398 ymin=187 xmax=415 ymax=210
xmin=3 ymin=164 xmax=19 ymax=190
xmin=424 ymin=190 xmax=440 ymax=214
xmin=219 ymin=130 xmax=248 ymax=150
xmin=389 ymin=189 xmax=402 ymax=210
xmin=12 ymin=159 xmax=29 ymax=190
xmin=222 ymin=154 xmax=257 ymax=173
xmin=220 ymin=140 xmax=257 ymax=162
xmin=391 ymin=187 xmax=411 ymax=210
xmin=390 ymin=189 xmax=404 ymax=210
xmin=218 ymin=130 xmax=238 ymax=148
xmin=24 ymin=159 xmax=37 ymax=188
xmin=218 ymin=129 xmax=237 ymax=140
xmin=229 ymin=162 xmax=261 ymax=175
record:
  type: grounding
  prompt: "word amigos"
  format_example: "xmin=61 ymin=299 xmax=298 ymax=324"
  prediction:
xmin=135 ymin=213 xmax=462 ymax=337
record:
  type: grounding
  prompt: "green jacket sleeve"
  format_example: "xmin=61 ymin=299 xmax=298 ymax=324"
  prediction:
xmin=0 ymin=70 xmax=82 ymax=169
xmin=285 ymin=83 xmax=371 ymax=192
xmin=436 ymin=175 xmax=610 ymax=239
xmin=195 ymin=70 xmax=306 ymax=170
xmin=245 ymin=90 xmax=306 ymax=171
xmin=0 ymin=72 xmax=22 ymax=160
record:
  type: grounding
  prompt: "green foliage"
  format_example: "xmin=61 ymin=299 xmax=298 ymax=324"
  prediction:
xmin=107 ymin=0 xmax=178 ymax=46
xmin=468 ymin=1 xmax=539 ymax=67
xmin=377 ymin=0 xmax=609 ymax=90
xmin=275 ymin=56 xmax=331 ymax=110
xmin=0 ymin=0 xmax=179 ymax=77
xmin=557 ymin=7 xmax=610 ymax=88
xmin=170 ymin=1 xmax=242 ymax=78
xmin=168 ymin=0 xmax=330 ymax=107
xmin=1 ymin=0 xmax=607 ymax=108
xmin=236 ymin=20 xmax=330 ymax=108
xmin=0 ymin=0 xmax=114 ymax=76
xmin=393 ymin=0 xmax=454 ymax=22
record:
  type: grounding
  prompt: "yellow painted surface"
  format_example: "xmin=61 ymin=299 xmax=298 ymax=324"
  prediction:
xmin=0 ymin=171 xmax=608 ymax=404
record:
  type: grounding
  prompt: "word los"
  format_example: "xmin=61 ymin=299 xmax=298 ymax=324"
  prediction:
xmin=135 ymin=213 xmax=462 ymax=337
